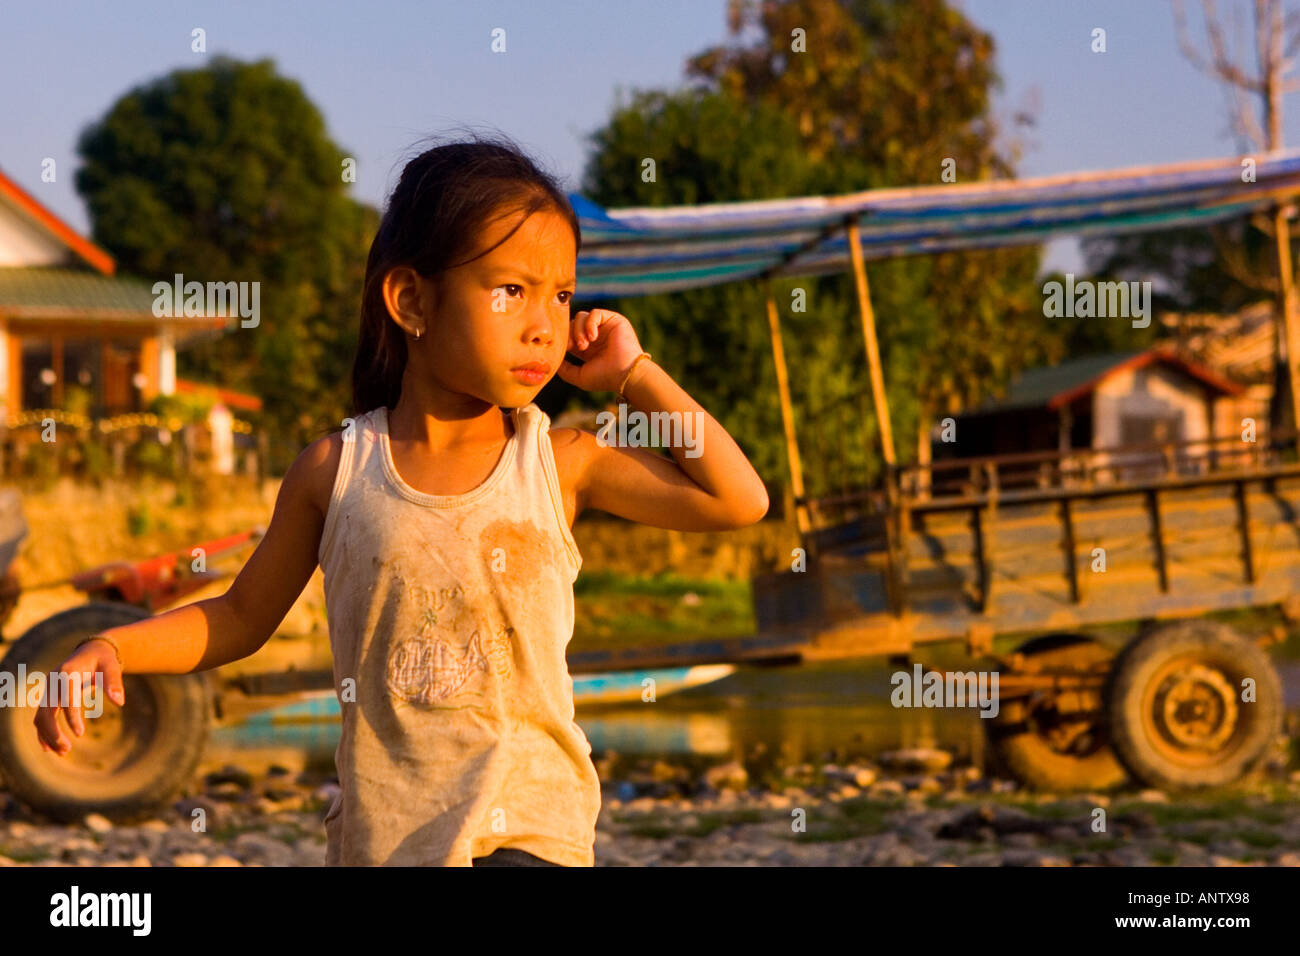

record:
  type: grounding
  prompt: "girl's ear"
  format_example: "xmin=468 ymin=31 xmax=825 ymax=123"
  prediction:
xmin=382 ymin=266 xmax=427 ymax=336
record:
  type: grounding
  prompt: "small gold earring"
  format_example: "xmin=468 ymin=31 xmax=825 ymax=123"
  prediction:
xmin=415 ymin=328 xmax=423 ymax=340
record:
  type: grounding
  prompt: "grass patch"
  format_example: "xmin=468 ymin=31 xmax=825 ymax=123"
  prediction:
xmin=1011 ymin=801 xmax=1088 ymax=822
xmin=921 ymin=792 xmax=1096 ymax=821
xmin=1084 ymin=837 xmax=1122 ymax=851
xmin=0 ymin=845 xmax=52 ymax=863
xmin=271 ymin=824 xmax=308 ymax=846
xmin=775 ymin=798 xmax=906 ymax=842
xmin=208 ymin=821 xmax=270 ymax=844
xmin=790 ymin=822 xmax=864 ymax=843
xmin=1111 ymin=796 xmax=1287 ymax=826
xmin=836 ymin=798 xmax=906 ymax=831
xmin=1239 ymin=829 xmax=1283 ymax=849
xmin=570 ymin=571 xmax=754 ymax=652
xmin=622 ymin=823 xmax=681 ymax=839
xmin=615 ymin=806 xmax=767 ymax=839
xmin=624 ymin=819 xmax=729 ymax=839
xmin=208 ymin=825 xmax=242 ymax=844
xmin=574 ymin=570 xmax=742 ymax=599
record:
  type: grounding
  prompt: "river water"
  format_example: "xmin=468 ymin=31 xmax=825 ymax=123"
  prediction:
xmin=207 ymin=659 xmax=1300 ymax=781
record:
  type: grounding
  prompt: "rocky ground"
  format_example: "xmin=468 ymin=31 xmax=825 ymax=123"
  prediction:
xmin=2 ymin=746 xmax=1299 ymax=866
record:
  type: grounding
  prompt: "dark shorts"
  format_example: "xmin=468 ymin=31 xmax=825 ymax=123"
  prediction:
xmin=472 ymin=847 xmax=566 ymax=867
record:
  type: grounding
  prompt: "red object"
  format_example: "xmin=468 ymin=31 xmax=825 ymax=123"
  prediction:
xmin=174 ymin=377 xmax=264 ymax=413
xmin=69 ymin=528 xmax=264 ymax=612
xmin=0 ymin=165 xmax=117 ymax=275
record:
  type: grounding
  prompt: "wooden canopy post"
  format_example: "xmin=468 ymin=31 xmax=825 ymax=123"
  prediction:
xmin=1274 ymin=205 xmax=1300 ymax=442
xmin=846 ymin=219 xmax=896 ymax=469
xmin=846 ymin=218 xmax=904 ymax=614
xmin=764 ymin=288 xmax=813 ymax=548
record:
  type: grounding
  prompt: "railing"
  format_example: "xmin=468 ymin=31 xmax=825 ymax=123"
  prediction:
xmin=789 ymin=425 xmax=1300 ymax=620
xmin=791 ymin=427 xmax=1295 ymax=542
xmin=0 ymin=409 xmax=263 ymax=484
xmin=895 ymin=428 xmax=1299 ymax=507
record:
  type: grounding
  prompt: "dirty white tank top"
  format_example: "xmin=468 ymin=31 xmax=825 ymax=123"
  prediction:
xmin=316 ymin=402 xmax=600 ymax=866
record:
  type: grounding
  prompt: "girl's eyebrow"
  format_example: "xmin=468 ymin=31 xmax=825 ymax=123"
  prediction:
xmin=492 ymin=269 xmax=575 ymax=287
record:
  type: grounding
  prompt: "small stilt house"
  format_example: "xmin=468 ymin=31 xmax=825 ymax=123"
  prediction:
xmin=934 ymin=347 xmax=1249 ymax=483
xmin=0 ymin=165 xmax=260 ymax=472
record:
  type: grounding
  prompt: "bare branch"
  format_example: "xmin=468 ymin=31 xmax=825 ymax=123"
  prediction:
xmin=1256 ymin=0 xmax=1272 ymax=81
xmin=1228 ymin=80 xmax=1269 ymax=149
xmin=1200 ymin=0 xmax=1268 ymax=90
xmin=1174 ymin=0 xmax=1214 ymax=71
xmin=1174 ymin=0 xmax=1292 ymax=152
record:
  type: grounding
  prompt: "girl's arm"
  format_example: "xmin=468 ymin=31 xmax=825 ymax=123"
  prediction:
xmin=557 ymin=309 xmax=768 ymax=532
xmin=33 ymin=434 xmax=338 ymax=753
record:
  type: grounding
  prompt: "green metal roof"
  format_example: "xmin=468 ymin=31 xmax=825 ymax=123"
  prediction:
xmin=0 ymin=266 xmax=164 ymax=317
xmin=967 ymin=351 xmax=1152 ymax=415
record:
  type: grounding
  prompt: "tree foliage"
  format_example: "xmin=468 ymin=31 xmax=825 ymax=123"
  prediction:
xmin=75 ymin=55 xmax=376 ymax=468
xmin=576 ymin=88 xmax=859 ymax=489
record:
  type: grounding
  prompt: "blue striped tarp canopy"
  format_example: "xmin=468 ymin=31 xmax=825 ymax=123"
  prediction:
xmin=570 ymin=152 xmax=1300 ymax=302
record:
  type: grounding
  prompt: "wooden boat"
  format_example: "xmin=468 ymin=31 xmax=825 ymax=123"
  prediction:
xmin=238 ymin=663 xmax=737 ymax=724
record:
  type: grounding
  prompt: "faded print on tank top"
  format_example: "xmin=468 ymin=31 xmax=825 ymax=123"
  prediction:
xmin=316 ymin=402 xmax=600 ymax=866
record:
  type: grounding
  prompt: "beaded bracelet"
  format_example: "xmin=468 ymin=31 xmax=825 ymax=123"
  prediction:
xmin=617 ymin=352 xmax=653 ymax=400
xmin=74 ymin=635 xmax=124 ymax=669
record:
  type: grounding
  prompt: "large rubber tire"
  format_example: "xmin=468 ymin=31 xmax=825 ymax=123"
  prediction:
xmin=0 ymin=602 xmax=212 ymax=822
xmin=1106 ymin=620 xmax=1283 ymax=790
xmin=986 ymin=634 xmax=1129 ymax=792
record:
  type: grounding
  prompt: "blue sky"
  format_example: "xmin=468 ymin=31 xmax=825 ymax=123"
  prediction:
xmin=4 ymin=0 xmax=1297 ymax=273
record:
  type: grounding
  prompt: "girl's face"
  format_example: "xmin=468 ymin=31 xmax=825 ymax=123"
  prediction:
xmin=415 ymin=207 xmax=577 ymax=410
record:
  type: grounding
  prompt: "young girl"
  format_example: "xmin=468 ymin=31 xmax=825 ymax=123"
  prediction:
xmin=32 ymin=135 xmax=769 ymax=867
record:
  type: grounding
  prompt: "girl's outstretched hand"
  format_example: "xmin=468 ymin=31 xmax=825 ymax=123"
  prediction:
xmin=556 ymin=309 xmax=645 ymax=394
xmin=33 ymin=637 xmax=125 ymax=756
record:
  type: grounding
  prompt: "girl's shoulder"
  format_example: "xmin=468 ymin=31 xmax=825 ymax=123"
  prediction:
xmin=298 ymin=431 xmax=345 ymax=520
xmin=296 ymin=409 xmax=381 ymax=519
xmin=543 ymin=421 xmax=596 ymax=525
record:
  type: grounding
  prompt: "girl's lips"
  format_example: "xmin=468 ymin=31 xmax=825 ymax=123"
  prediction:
xmin=511 ymin=368 xmax=547 ymax=384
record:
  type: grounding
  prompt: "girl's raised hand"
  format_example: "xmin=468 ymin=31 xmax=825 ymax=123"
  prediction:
xmin=556 ymin=309 xmax=645 ymax=394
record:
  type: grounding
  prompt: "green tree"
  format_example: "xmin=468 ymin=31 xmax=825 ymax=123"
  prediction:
xmin=74 ymin=55 xmax=375 ymax=469
xmin=580 ymin=0 xmax=1052 ymax=494
xmin=576 ymin=87 xmax=860 ymax=491
xmin=1081 ymin=221 xmax=1278 ymax=315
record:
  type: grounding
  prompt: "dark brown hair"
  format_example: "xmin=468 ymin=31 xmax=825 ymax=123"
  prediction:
xmin=351 ymin=131 xmax=580 ymax=416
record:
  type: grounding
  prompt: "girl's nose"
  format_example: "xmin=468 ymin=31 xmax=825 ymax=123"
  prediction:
xmin=525 ymin=314 xmax=555 ymax=345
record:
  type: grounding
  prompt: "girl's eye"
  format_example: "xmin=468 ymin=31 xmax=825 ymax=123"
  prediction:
xmin=496 ymin=285 xmax=571 ymax=305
